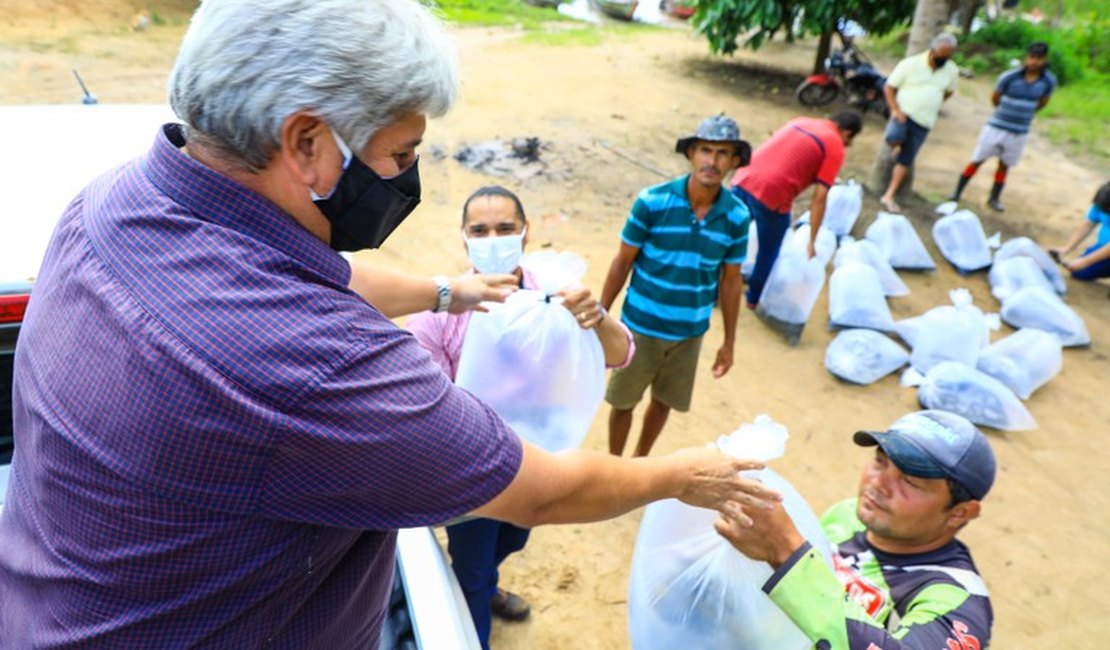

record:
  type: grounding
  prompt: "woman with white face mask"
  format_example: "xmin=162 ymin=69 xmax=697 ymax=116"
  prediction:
xmin=406 ymin=185 xmax=634 ymax=648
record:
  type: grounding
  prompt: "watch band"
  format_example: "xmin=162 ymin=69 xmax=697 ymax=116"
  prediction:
xmin=432 ymin=275 xmax=452 ymax=313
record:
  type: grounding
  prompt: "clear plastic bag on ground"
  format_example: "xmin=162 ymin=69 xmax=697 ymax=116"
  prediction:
xmin=932 ymin=209 xmax=992 ymax=274
xmin=823 ymin=180 xmax=863 ymax=237
xmin=825 ymin=329 xmax=909 ymax=385
xmin=976 ymin=328 xmax=1063 ymax=400
xmin=628 ymin=416 xmax=830 ymax=650
xmin=989 ymin=256 xmax=1055 ymax=303
xmin=456 ymin=252 xmax=605 ymax=453
xmin=917 ymin=361 xmax=1037 ymax=431
xmin=755 ymin=246 xmax=827 ymax=346
xmin=834 ymin=236 xmax=910 ymax=297
xmin=909 ymin=288 xmax=999 ymax=373
xmin=993 ymin=236 xmax=1067 ymax=295
xmin=999 ymin=285 xmax=1090 ymax=347
xmin=865 ymin=211 xmax=936 ymax=271
xmin=788 ymin=219 xmax=838 ymax=267
xmin=828 ymin=262 xmax=896 ymax=332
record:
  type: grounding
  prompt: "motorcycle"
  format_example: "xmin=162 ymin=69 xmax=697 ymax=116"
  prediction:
xmin=795 ymin=36 xmax=890 ymax=118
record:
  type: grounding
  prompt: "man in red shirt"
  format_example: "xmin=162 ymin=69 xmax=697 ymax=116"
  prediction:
xmin=731 ymin=111 xmax=862 ymax=307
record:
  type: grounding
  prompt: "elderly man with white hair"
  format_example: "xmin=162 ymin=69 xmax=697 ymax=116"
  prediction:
xmin=0 ymin=0 xmax=779 ymax=647
xmin=879 ymin=32 xmax=960 ymax=213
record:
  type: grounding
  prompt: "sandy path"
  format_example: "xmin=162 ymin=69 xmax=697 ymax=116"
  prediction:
xmin=1 ymin=5 xmax=1107 ymax=647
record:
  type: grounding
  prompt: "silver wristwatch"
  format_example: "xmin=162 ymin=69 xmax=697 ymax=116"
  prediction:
xmin=432 ymin=275 xmax=452 ymax=313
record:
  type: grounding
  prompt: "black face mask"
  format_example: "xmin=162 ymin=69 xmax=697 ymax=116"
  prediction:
xmin=312 ymin=134 xmax=421 ymax=252
xmin=932 ymin=55 xmax=950 ymax=68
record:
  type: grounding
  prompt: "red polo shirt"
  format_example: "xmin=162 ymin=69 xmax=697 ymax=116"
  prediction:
xmin=731 ymin=117 xmax=845 ymax=213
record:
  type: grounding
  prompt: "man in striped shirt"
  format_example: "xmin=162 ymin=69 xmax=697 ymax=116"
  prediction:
xmin=950 ymin=41 xmax=1056 ymax=212
xmin=601 ymin=115 xmax=751 ymax=457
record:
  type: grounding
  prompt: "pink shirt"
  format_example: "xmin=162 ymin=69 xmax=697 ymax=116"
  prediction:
xmin=407 ymin=268 xmax=635 ymax=381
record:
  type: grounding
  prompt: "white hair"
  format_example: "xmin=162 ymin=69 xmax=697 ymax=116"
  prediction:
xmin=931 ymin=32 xmax=958 ymax=50
xmin=168 ymin=0 xmax=458 ymax=169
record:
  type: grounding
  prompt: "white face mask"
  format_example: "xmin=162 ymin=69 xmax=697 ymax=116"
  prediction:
xmin=465 ymin=228 xmax=526 ymax=275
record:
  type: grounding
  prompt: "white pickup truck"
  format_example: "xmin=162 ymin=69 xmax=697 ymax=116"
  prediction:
xmin=0 ymin=104 xmax=478 ymax=650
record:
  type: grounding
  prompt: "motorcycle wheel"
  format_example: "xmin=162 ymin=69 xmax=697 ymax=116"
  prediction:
xmin=795 ymin=81 xmax=839 ymax=107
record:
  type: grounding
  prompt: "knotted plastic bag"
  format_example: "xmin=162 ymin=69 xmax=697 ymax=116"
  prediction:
xmin=828 ymin=262 xmax=896 ymax=332
xmin=825 ymin=329 xmax=909 ymax=385
xmin=915 ymin=361 xmax=1037 ymax=431
xmin=999 ymin=286 xmax=1090 ymax=347
xmin=976 ymin=328 xmax=1062 ymax=400
xmin=455 ymin=252 xmax=605 ymax=452
xmin=834 ymin=236 xmax=909 ymax=297
xmin=865 ymin=211 xmax=936 ymax=271
xmin=823 ymin=180 xmax=863 ymax=237
xmin=932 ymin=209 xmax=994 ymax=274
xmin=989 ymin=256 xmax=1055 ymax=303
xmin=910 ymin=288 xmax=999 ymax=373
xmin=628 ymin=416 xmax=830 ymax=650
xmin=755 ymin=245 xmax=827 ymax=346
xmin=993 ymin=236 xmax=1066 ymax=295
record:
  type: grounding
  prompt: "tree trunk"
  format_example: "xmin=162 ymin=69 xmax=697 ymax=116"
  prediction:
xmin=959 ymin=0 xmax=981 ymax=35
xmin=907 ymin=0 xmax=952 ymax=56
xmin=813 ymin=30 xmax=834 ymax=75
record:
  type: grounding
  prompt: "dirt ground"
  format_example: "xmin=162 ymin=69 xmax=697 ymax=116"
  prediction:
xmin=2 ymin=2 xmax=1108 ymax=648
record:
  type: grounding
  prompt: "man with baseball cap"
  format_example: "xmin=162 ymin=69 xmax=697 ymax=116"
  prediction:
xmin=717 ymin=410 xmax=996 ymax=648
xmin=600 ymin=114 xmax=752 ymax=457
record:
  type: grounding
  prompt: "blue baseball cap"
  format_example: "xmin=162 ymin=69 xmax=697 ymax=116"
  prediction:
xmin=854 ymin=410 xmax=997 ymax=501
xmin=675 ymin=114 xmax=752 ymax=166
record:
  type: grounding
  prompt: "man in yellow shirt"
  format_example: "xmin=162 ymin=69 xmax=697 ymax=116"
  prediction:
xmin=879 ymin=33 xmax=960 ymax=213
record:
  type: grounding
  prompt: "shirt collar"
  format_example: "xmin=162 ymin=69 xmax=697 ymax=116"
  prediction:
xmin=141 ymin=124 xmax=351 ymax=286
xmin=676 ymin=173 xmax=729 ymax=223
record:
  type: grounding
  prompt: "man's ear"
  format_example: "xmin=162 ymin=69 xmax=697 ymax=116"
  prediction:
xmin=946 ymin=499 xmax=981 ymax=531
xmin=278 ymin=111 xmax=329 ymax=188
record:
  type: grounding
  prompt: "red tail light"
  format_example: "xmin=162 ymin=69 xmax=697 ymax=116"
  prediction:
xmin=0 ymin=294 xmax=30 ymax=324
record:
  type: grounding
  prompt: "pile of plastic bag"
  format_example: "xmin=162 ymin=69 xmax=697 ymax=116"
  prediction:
xmin=628 ymin=416 xmax=830 ymax=650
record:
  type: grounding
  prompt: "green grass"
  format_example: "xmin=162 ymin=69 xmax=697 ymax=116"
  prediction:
xmin=1040 ymin=72 xmax=1110 ymax=163
xmin=435 ymin=0 xmax=572 ymax=29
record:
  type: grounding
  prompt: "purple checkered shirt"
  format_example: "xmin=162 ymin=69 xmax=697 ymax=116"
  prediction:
xmin=0 ymin=124 xmax=523 ymax=648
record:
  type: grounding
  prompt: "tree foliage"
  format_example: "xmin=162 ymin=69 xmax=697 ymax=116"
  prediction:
xmin=693 ymin=0 xmax=915 ymax=56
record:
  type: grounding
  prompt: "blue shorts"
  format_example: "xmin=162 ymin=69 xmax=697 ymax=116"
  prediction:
xmin=885 ymin=117 xmax=930 ymax=167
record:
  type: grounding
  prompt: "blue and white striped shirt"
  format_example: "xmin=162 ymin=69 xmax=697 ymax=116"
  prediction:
xmin=989 ymin=67 xmax=1056 ymax=135
xmin=620 ymin=175 xmax=750 ymax=341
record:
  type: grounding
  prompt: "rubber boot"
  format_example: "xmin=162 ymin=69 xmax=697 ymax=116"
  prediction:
xmin=987 ymin=182 xmax=1005 ymax=212
xmin=948 ymin=174 xmax=971 ymax=201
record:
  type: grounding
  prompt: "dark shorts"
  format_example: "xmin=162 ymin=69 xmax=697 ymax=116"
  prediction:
xmin=884 ymin=117 xmax=930 ymax=167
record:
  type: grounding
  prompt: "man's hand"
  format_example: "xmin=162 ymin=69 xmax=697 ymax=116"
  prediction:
xmin=558 ymin=286 xmax=605 ymax=330
xmin=715 ymin=499 xmax=806 ymax=569
xmin=447 ymin=273 xmax=518 ymax=314
xmin=892 ymin=109 xmax=907 ymax=123
xmin=712 ymin=343 xmax=734 ymax=378
xmin=669 ymin=447 xmax=781 ymax=516
xmin=806 ymin=239 xmax=817 ymax=260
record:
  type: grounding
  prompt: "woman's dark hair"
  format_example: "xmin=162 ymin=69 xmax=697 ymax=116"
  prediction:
xmin=1094 ymin=181 xmax=1110 ymax=213
xmin=830 ymin=110 xmax=864 ymax=137
xmin=461 ymin=185 xmax=527 ymax=226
